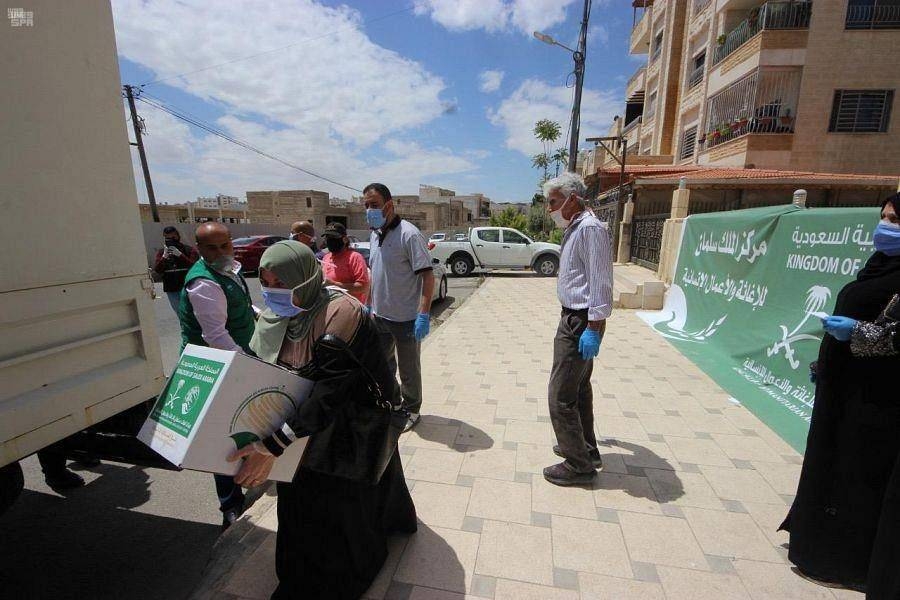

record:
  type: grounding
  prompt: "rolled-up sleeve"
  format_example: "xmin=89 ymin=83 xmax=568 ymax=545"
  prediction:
xmin=581 ymin=224 xmax=613 ymax=321
xmin=186 ymin=279 xmax=242 ymax=352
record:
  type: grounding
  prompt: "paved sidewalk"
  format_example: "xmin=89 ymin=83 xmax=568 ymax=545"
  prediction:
xmin=192 ymin=276 xmax=861 ymax=600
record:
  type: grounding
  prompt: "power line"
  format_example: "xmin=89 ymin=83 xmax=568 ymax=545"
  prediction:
xmin=135 ymin=92 xmax=361 ymax=192
xmin=140 ymin=4 xmax=416 ymax=87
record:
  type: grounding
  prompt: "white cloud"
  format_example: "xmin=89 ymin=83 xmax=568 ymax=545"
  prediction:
xmin=487 ymin=79 xmax=619 ymax=156
xmin=588 ymin=24 xmax=609 ymax=46
xmin=111 ymin=0 xmax=480 ymax=201
xmin=479 ymin=70 xmax=505 ymax=93
xmin=415 ymin=0 xmax=577 ymax=35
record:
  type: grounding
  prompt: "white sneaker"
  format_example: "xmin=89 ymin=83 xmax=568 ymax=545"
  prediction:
xmin=403 ymin=412 xmax=421 ymax=432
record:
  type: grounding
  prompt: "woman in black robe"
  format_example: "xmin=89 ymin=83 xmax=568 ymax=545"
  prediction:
xmin=229 ymin=241 xmax=417 ymax=599
xmin=781 ymin=195 xmax=900 ymax=595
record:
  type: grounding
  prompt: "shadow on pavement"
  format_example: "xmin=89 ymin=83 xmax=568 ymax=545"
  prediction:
xmin=0 ymin=470 xmax=220 ymax=600
xmin=596 ymin=439 xmax=685 ymax=503
xmin=412 ymin=417 xmax=494 ymax=451
xmin=373 ymin=522 xmax=468 ymax=597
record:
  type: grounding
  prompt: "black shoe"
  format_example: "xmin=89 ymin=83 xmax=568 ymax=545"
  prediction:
xmin=222 ymin=506 xmax=242 ymax=531
xmin=403 ymin=413 xmax=421 ymax=433
xmin=792 ymin=567 xmax=866 ymax=593
xmin=542 ymin=462 xmax=596 ymax=487
xmin=44 ymin=468 xmax=85 ymax=490
xmin=553 ymin=445 xmax=603 ymax=470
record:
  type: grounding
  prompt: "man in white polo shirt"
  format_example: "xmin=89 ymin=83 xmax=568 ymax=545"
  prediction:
xmin=364 ymin=183 xmax=434 ymax=431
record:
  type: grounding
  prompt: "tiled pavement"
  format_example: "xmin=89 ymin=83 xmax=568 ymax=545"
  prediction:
xmin=193 ymin=275 xmax=863 ymax=600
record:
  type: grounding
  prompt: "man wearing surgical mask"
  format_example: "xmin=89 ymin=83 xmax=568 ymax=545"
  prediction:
xmin=178 ymin=221 xmax=258 ymax=529
xmin=542 ymin=172 xmax=613 ymax=487
xmin=364 ymin=183 xmax=434 ymax=432
xmin=290 ymin=221 xmax=318 ymax=254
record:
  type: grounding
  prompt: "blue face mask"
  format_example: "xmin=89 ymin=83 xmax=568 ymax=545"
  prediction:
xmin=874 ymin=220 xmax=900 ymax=256
xmin=366 ymin=208 xmax=386 ymax=229
xmin=261 ymin=287 xmax=303 ymax=318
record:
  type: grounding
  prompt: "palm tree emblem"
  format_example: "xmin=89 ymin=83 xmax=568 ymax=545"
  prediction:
xmin=767 ymin=286 xmax=831 ymax=369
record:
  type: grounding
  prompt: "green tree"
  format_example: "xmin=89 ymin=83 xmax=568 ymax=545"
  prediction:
xmin=526 ymin=205 xmax=554 ymax=241
xmin=489 ymin=206 xmax=528 ymax=231
xmin=551 ymin=147 xmax=569 ymax=177
xmin=532 ymin=119 xmax=562 ymax=187
xmin=549 ymin=228 xmax=563 ymax=245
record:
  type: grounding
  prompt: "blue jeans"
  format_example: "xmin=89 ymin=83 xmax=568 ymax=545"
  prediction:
xmin=166 ymin=290 xmax=181 ymax=313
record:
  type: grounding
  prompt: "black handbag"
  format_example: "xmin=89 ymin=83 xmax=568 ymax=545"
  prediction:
xmin=297 ymin=333 xmax=408 ymax=486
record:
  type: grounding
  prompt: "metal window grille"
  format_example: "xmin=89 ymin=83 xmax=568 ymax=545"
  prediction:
xmin=846 ymin=0 xmax=900 ymax=29
xmin=713 ymin=1 xmax=812 ymax=65
xmin=680 ymin=126 xmax=698 ymax=160
xmin=651 ymin=32 xmax=663 ymax=62
xmin=688 ymin=52 xmax=706 ymax=88
xmin=704 ymin=67 xmax=802 ymax=148
xmin=645 ymin=92 xmax=658 ymax=121
xmin=829 ymin=90 xmax=894 ymax=132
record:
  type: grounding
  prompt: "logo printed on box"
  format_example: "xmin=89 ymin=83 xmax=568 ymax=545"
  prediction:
xmin=228 ymin=388 xmax=298 ymax=449
xmin=151 ymin=356 xmax=226 ymax=437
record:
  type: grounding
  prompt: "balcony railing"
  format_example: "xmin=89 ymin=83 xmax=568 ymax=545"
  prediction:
xmin=623 ymin=116 xmax=643 ymax=136
xmin=627 ymin=67 xmax=646 ymax=91
xmin=693 ymin=0 xmax=713 ymax=16
xmin=846 ymin=3 xmax=900 ymax=29
xmin=712 ymin=1 xmax=812 ymax=66
xmin=687 ymin=63 xmax=705 ymax=89
xmin=701 ymin=67 xmax=802 ymax=149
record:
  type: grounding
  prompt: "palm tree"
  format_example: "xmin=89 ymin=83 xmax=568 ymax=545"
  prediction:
xmin=551 ymin=147 xmax=569 ymax=177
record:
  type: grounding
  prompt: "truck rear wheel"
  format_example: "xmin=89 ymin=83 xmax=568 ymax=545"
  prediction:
xmin=0 ymin=461 xmax=24 ymax=516
xmin=535 ymin=255 xmax=559 ymax=277
xmin=450 ymin=254 xmax=474 ymax=277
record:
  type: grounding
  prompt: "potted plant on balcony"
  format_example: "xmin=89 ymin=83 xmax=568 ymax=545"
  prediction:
xmin=716 ymin=33 xmax=726 ymax=45
xmin=698 ymin=132 xmax=707 ymax=145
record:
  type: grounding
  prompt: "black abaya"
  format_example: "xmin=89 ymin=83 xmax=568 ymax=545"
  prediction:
xmin=781 ymin=251 xmax=900 ymax=595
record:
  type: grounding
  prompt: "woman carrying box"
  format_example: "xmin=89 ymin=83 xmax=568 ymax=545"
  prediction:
xmin=228 ymin=240 xmax=416 ymax=600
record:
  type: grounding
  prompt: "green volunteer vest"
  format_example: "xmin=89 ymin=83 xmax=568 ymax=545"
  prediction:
xmin=179 ymin=260 xmax=255 ymax=354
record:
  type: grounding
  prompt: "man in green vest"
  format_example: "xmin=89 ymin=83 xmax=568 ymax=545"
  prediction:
xmin=178 ymin=222 xmax=258 ymax=529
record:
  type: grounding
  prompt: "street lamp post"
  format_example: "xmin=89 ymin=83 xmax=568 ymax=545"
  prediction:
xmin=534 ymin=0 xmax=591 ymax=173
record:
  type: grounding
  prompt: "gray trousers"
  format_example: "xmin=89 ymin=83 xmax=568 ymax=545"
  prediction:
xmin=548 ymin=308 xmax=598 ymax=473
xmin=375 ymin=316 xmax=423 ymax=414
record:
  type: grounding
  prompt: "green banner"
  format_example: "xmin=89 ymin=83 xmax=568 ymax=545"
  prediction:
xmin=640 ymin=204 xmax=879 ymax=452
xmin=150 ymin=355 xmax=225 ymax=438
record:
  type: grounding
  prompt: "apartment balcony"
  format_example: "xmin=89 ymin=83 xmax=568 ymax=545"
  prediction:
xmin=623 ymin=116 xmax=643 ymax=151
xmin=712 ymin=1 xmax=811 ymax=66
xmin=630 ymin=3 xmax=653 ymax=54
xmin=693 ymin=0 xmax=714 ymax=18
xmin=846 ymin=2 xmax=900 ymax=29
xmin=626 ymin=67 xmax=646 ymax=101
xmin=699 ymin=67 xmax=801 ymax=163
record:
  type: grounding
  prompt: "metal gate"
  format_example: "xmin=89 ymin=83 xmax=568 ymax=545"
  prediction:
xmin=630 ymin=212 xmax=667 ymax=270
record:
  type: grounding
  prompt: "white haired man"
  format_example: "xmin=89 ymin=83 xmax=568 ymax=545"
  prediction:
xmin=542 ymin=172 xmax=613 ymax=486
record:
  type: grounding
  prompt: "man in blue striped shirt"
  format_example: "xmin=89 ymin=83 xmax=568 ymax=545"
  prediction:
xmin=542 ymin=172 xmax=614 ymax=486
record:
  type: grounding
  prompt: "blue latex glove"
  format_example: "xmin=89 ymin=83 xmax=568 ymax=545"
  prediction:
xmin=822 ymin=315 xmax=857 ymax=342
xmin=414 ymin=313 xmax=430 ymax=341
xmin=578 ymin=328 xmax=602 ymax=360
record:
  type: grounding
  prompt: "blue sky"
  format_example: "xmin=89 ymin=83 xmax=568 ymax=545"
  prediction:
xmin=112 ymin=0 xmax=639 ymax=205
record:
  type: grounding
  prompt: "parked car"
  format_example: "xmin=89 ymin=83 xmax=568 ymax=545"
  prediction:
xmin=454 ymin=233 xmax=467 ymax=241
xmin=349 ymin=242 xmax=448 ymax=302
xmin=428 ymin=232 xmax=446 ymax=243
xmin=430 ymin=227 xmax=561 ymax=277
xmin=232 ymin=235 xmax=288 ymax=273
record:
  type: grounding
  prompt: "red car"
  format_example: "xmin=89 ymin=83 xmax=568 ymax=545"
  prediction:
xmin=232 ymin=235 xmax=288 ymax=273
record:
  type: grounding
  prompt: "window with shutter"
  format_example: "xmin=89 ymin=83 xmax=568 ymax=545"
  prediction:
xmin=829 ymin=90 xmax=894 ymax=132
xmin=680 ymin=126 xmax=698 ymax=160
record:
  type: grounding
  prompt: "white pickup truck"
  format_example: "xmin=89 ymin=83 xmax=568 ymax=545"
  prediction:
xmin=430 ymin=227 xmax=561 ymax=277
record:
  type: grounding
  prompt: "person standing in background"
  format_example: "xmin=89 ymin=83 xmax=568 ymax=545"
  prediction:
xmin=364 ymin=183 xmax=434 ymax=432
xmin=321 ymin=222 xmax=370 ymax=303
xmin=153 ymin=226 xmax=199 ymax=312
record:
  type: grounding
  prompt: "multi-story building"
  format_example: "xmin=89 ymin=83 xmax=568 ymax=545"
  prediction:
xmin=196 ymin=194 xmax=242 ymax=209
xmin=613 ymin=0 xmax=899 ymax=174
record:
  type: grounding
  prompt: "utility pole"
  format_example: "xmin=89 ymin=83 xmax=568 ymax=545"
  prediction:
xmin=567 ymin=0 xmax=591 ymax=173
xmin=124 ymin=84 xmax=160 ymax=222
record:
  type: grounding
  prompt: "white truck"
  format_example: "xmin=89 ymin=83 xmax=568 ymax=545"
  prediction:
xmin=0 ymin=1 xmax=170 ymax=513
xmin=430 ymin=227 xmax=561 ymax=277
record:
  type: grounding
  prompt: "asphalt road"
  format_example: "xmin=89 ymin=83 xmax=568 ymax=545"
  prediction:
xmin=0 ymin=274 xmax=483 ymax=600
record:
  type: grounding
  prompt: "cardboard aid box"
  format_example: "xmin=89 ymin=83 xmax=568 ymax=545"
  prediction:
xmin=138 ymin=344 xmax=313 ymax=482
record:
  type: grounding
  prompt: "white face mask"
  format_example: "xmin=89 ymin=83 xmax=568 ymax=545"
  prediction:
xmin=550 ymin=196 xmax=572 ymax=229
